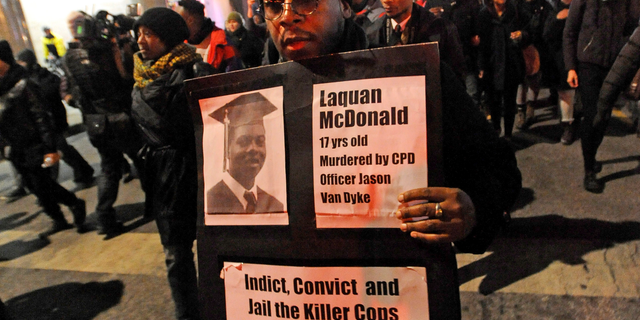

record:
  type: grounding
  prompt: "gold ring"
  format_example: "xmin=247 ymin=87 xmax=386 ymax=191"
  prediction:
xmin=434 ymin=202 xmax=443 ymax=219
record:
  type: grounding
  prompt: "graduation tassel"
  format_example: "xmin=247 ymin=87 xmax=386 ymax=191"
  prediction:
xmin=223 ymin=108 xmax=230 ymax=172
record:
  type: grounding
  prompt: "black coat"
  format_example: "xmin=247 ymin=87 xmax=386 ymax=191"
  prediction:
xmin=226 ymin=26 xmax=265 ymax=69
xmin=477 ymin=0 xmax=529 ymax=90
xmin=0 ymin=64 xmax=57 ymax=167
xmin=594 ymin=20 xmax=640 ymax=129
xmin=543 ymin=0 xmax=571 ymax=89
xmin=563 ymin=0 xmax=639 ymax=71
xmin=131 ymin=57 xmax=212 ymax=246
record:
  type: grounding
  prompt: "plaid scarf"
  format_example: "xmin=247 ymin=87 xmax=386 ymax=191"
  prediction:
xmin=134 ymin=43 xmax=198 ymax=89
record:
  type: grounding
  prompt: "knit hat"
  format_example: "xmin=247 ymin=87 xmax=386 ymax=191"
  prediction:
xmin=0 ymin=40 xmax=15 ymax=65
xmin=16 ymin=49 xmax=37 ymax=70
xmin=227 ymin=11 xmax=243 ymax=24
xmin=134 ymin=7 xmax=190 ymax=49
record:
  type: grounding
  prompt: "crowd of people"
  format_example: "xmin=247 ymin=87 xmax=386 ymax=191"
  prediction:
xmin=1 ymin=0 xmax=639 ymax=318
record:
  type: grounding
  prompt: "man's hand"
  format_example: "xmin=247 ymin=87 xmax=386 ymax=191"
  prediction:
xmin=478 ymin=70 xmax=484 ymax=79
xmin=556 ymin=8 xmax=569 ymax=20
xmin=247 ymin=0 xmax=255 ymax=18
xmin=42 ymin=152 xmax=60 ymax=168
xmin=510 ymin=30 xmax=522 ymax=41
xmin=396 ymin=187 xmax=476 ymax=244
xmin=471 ymin=35 xmax=480 ymax=47
xmin=567 ymin=69 xmax=579 ymax=88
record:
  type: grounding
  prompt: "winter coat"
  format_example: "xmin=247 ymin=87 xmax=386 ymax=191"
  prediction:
xmin=226 ymin=26 xmax=265 ymax=69
xmin=0 ymin=65 xmax=57 ymax=167
xmin=594 ymin=20 xmax=640 ymax=129
xmin=131 ymin=58 xmax=211 ymax=246
xmin=543 ymin=0 xmax=572 ymax=89
xmin=563 ymin=0 xmax=639 ymax=71
xmin=477 ymin=0 xmax=530 ymax=90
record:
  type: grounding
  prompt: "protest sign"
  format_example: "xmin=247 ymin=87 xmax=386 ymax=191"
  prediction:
xmin=186 ymin=43 xmax=458 ymax=320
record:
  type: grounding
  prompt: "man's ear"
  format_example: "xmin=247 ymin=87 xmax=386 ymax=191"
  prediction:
xmin=339 ymin=0 xmax=353 ymax=18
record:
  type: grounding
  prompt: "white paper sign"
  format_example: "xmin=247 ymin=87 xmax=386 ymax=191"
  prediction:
xmin=312 ymin=76 xmax=428 ymax=228
xmin=223 ymin=262 xmax=429 ymax=320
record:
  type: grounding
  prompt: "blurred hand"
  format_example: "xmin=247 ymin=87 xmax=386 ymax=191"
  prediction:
xmin=42 ymin=152 xmax=60 ymax=168
xmin=510 ymin=30 xmax=522 ymax=41
xmin=478 ymin=70 xmax=484 ymax=79
xmin=471 ymin=35 xmax=480 ymax=47
xmin=247 ymin=0 xmax=255 ymax=17
xmin=396 ymin=187 xmax=476 ymax=244
xmin=567 ymin=69 xmax=579 ymax=88
xmin=556 ymin=8 xmax=569 ymax=20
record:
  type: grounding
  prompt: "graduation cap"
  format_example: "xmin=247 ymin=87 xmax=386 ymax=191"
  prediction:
xmin=209 ymin=92 xmax=278 ymax=172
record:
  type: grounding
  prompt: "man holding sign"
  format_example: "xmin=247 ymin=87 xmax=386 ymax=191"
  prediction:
xmin=259 ymin=0 xmax=520 ymax=260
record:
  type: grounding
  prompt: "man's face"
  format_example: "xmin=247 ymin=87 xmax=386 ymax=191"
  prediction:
xmin=175 ymin=6 xmax=199 ymax=42
xmin=137 ymin=25 xmax=167 ymax=60
xmin=0 ymin=60 xmax=9 ymax=78
xmin=266 ymin=0 xmax=350 ymax=61
xmin=227 ymin=19 xmax=241 ymax=33
xmin=228 ymin=124 xmax=267 ymax=182
xmin=381 ymin=0 xmax=413 ymax=22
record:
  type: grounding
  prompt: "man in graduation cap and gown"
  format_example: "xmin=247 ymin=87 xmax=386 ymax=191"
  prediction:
xmin=207 ymin=92 xmax=284 ymax=214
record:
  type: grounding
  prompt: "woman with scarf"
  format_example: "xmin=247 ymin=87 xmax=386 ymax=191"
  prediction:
xmin=131 ymin=8 xmax=211 ymax=320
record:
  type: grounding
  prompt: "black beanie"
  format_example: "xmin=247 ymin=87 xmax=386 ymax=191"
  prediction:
xmin=0 ymin=40 xmax=15 ymax=65
xmin=134 ymin=7 xmax=190 ymax=49
xmin=17 ymin=49 xmax=37 ymax=70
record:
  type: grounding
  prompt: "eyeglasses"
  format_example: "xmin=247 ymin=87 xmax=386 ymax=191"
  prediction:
xmin=260 ymin=0 xmax=319 ymax=21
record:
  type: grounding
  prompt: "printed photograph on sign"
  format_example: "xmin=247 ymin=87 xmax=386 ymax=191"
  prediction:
xmin=199 ymin=87 xmax=288 ymax=225
xmin=313 ymin=76 xmax=428 ymax=228
xmin=222 ymin=262 xmax=429 ymax=320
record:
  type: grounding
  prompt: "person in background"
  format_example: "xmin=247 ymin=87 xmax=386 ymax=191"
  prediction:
xmin=131 ymin=8 xmax=213 ymax=320
xmin=477 ymin=0 xmax=529 ymax=138
xmin=514 ymin=0 xmax=553 ymax=130
xmin=64 ymin=11 xmax=145 ymax=235
xmin=543 ymin=0 xmax=576 ymax=144
xmin=259 ymin=0 xmax=521 ymax=317
xmin=175 ymin=0 xmax=242 ymax=72
xmin=374 ymin=0 xmax=467 ymax=81
xmin=590 ymin=21 xmax=640 ymax=188
xmin=351 ymin=0 xmax=385 ymax=45
xmin=246 ymin=0 xmax=268 ymax=40
xmin=16 ymin=49 xmax=95 ymax=187
xmin=42 ymin=27 xmax=66 ymax=64
xmin=225 ymin=11 xmax=265 ymax=68
xmin=563 ymin=0 xmax=639 ymax=193
xmin=0 ymin=40 xmax=86 ymax=235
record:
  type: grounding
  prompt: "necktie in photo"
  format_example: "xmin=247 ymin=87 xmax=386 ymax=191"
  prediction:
xmin=244 ymin=191 xmax=257 ymax=213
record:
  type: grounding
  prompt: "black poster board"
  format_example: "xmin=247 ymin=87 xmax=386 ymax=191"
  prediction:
xmin=185 ymin=43 xmax=459 ymax=319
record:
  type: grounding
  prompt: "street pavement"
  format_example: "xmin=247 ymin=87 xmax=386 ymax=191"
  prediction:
xmin=0 ymin=101 xmax=639 ymax=319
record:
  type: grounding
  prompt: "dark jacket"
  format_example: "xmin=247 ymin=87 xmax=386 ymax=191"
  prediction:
xmin=543 ymin=0 xmax=571 ymax=89
xmin=563 ymin=0 xmax=639 ymax=71
xmin=594 ymin=20 xmax=640 ymax=129
xmin=375 ymin=3 xmax=467 ymax=79
xmin=226 ymin=26 xmax=265 ymax=69
xmin=131 ymin=57 xmax=211 ymax=245
xmin=477 ymin=0 xmax=529 ymax=90
xmin=64 ymin=39 xmax=133 ymax=115
xmin=25 ymin=63 xmax=68 ymax=133
xmin=265 ymin=20 xmax=521 ymax=254
xmin=0 ymin=65 xmax=57 ymax=167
